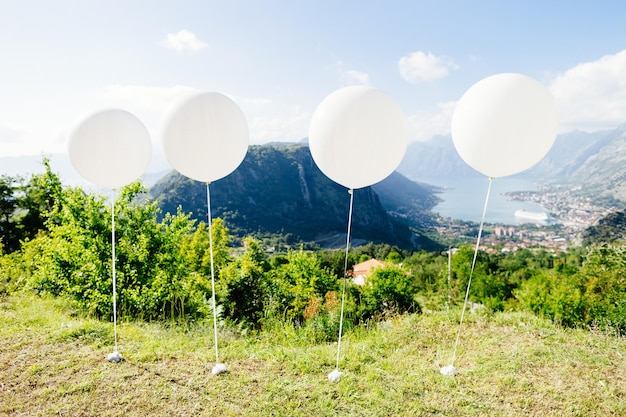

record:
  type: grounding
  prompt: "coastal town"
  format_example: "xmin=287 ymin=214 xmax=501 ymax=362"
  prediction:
xmin=434 ymin=184 xmax=616 ymax=252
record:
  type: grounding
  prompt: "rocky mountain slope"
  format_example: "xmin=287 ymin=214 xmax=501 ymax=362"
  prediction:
xmin=397 ymin=125 xmax=626 ymax=203
xmin=149 ymin=144 xmax=441 ymax=250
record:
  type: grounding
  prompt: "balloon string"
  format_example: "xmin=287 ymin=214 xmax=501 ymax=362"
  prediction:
xmin=111 ymin=190 xmax=119 ymax=353
xmin=335 ymin=188 xmax=354 ymax=371
xmin=449 ymin=177 xmax=493 ymax=366
xmin=207 ymin=182 xmax=220 ymax=365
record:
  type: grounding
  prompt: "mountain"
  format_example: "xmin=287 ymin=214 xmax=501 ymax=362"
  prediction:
xmin=371 ymin=172 xmax=441 ymax=228
xmin=397 ymin=134 xmax=479 ymax=179
xmin=554 ymin=126 xmax=626 ymax=201
xmin=397 ymin=125 xmax=626 ymax=203
xmin=526 ymin=130 xmax=610 ymax=179
xmin=149 ymin=144 xmax=442 ymax=251
xmin=524 ymin=125 xmax=626 ymax=203
xmin=580 ymin=209 xmax=626 ymax=245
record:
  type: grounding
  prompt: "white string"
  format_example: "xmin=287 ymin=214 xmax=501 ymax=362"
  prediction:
xmin=446 ymin=245 xmax=452 ymax=311
xmin=111 ymin=190 xmax=119 ymax=353
xmin=206 ymin=182 xmax=220 ymax=365
xmin=335 ymin=188 xmax=354 ymax=371
xmin=449 ymin=177 xmax=493 ymax=366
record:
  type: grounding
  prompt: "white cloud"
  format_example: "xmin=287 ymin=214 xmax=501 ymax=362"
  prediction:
xmin=249 ymin=111 xmax=310 ymax=144
xmin=344 ymin=69 xmax=371 ymax=85
xmin=99 ymin=84 xmax=198 ymax=113
xmin=230 ymin=95 xmax=308 ymax=143
xmin=160 ymin=30 xmax=208 ymax=53
xmin=238 ymin=97 xmax=273 ymax=106
xmin=550 ymin=49 xmax=626 ymax=132
xmin=337 ymin=62 xmax=371 ymax=85
xmin=398 ymin=51 xmax=457 ymax=83
xmin=407 ymin=101 xmax=457 ymax=141
xmin=0 ymin=121 xmax=26 ymax=143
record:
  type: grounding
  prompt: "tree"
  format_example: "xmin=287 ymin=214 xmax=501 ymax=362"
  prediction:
xmin=180 ymin=218 xmax=232 ymax=277
xmin=577 ymin=243 xmax=626 ymax=331
xmin=18 ymin=158 xmax=63 ymax=240
xmin=23 ymin=185 xmax=110 ymax=316
xmin=403 ymin=250 xmax=447 ymax=293
xmin=0 ymin=159 xmax=64 ymax=254
xmin=24 ymin=181 xmax=222 ymax=321
xmin=0 ymin=175 xmax=19 ymax=252
xmin=217 ymin=237 xmax=269 ymax=327
xmin=268 ymin=248 xmax=338 ymax=322
xmin=359 ymin=264 xmax=420 ymax=319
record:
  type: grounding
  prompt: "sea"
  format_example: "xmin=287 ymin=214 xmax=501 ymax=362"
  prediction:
xmin=414 ymin=176 xmax=547 ymax=225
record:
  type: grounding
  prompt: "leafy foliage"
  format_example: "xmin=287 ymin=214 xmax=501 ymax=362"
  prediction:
xmin=267 ymin=248 xmax=338 ymax=322
xmin=150 ymin=144 xmax=441 ymax=250
xmin=0 ymin=158 xmax=62 ymax=253
xmin=217 ymin=237 xmax=270 ymax=327
xmin=516 ymin=243 xmax=626 ymax=332
xmin=581 ymin=209 xmax=626 ymax=245
xmin=515 ymin=270 xmax=584 ymax=327
xmin=577 ymin=243 xmax=626 ymax=331
xmin=21 ymin=180 xmax=230 ymax=321
xmin=5 ymin=159 xmax=626 ymax=337
xmin=358 ymin=264 xmax=420 ymax=319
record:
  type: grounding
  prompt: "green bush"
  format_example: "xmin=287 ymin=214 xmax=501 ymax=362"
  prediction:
xmin=266 ymin=248 xmax=339 ymax=323
xmin=515 ymin=271 xmax=584 ymax=328
xmin=0 ymin=251 xmax=25 ymax=296
xmin=218 ymin=237 xmax=270 ymax=328
xmin=357 ymin=264 xmax=420 ymax=320
xmin=516 ymin=244 xmax=626 ymax=332
xmin=577 ymin=243 xmax=626 ymax=332
xmin=22 ymin=182 xmax=231 ymax=322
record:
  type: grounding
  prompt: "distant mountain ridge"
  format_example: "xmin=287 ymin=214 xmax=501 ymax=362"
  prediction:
xmin=397 ymin=124 xmax=626 ymax=203
xmin=580 ymin=209 xmax=626 ymax=245
xmin=397 ymin=134 xmax=478 ymax=179
xmin=149 ymin=144 xmax=441 ymax=250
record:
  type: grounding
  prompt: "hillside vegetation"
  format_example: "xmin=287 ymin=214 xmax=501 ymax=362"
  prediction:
xmin=149 ymin=144 xmax=441 ymax=251
xmin=1 ymin=295 xmax=625 ymax=417
xmin=2 ymin=158 xmax=626 ymax=416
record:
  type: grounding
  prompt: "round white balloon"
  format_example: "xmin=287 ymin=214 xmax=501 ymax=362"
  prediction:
xmin=161 ymin=92 xmax=249 ymax=183
xmin=308 ymin=86 xmax=408 ymax=189
xmin=451 ymin=73 xmax=559 ymax=178
xmin=68 ymin=109 xmax=152 ymax=189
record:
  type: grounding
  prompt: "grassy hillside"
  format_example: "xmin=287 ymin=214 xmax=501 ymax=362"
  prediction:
xmin=1 ymin=295 xmax=625 ymax=416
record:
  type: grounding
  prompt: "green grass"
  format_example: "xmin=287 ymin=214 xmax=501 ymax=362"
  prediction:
xmin=1 ymin=295 xmax=625 ymax=416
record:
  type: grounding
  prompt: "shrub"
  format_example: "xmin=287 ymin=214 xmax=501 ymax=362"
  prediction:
xmin=22 ymin=182 xmax=228 ymax=322
xmin=358 ymin=264 xmax=420 ymax=320
xmin=218 ymin=238 xmax=269 ymax=328
xmin=515 ymin=271 xmax=584 ymax=328
xmin=577 ymin=243 xmax=626 ymax=332
xmin=261 ymin=248 xmax=339 ymax=325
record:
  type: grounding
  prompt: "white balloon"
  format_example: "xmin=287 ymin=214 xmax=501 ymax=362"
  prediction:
xmin=68 ymin=109 xmax=152 ymax=189
xmin=161 ymin=92 xmax=249 ymax=183
xmin=451 ymin=73 xmax=559 ymax=178
xmin=309 ymin=86 xmax=408 ymax=189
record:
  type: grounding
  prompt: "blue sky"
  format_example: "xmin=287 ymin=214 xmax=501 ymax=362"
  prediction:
xmin=2 ymin=0 xmax=626 ymax=176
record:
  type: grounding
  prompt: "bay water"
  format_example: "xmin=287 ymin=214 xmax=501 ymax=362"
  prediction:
xmin=416 ymin=176 xmax=547 ymax=225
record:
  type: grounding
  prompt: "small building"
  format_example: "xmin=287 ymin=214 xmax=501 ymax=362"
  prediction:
xmin=351 ymin=259 xmax=385 ymax=286
xmin=495 ymin=225 xmax=516 ymax=237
